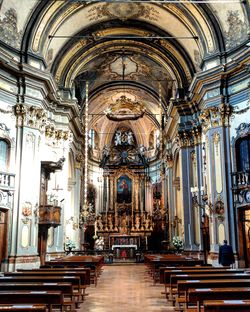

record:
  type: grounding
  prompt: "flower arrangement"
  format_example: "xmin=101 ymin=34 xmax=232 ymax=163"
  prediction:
xmin=65 ymin=239 xmax=76 ymax=250
xmin=172 ymin=236 xmax=183 ymax=251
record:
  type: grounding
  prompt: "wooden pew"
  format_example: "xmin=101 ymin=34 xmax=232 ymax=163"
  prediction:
xmin=31 ymin=267 xmax=91 ymax=285
xmin=0 ymin=304 xmax=47 ymax=311
xmin=17 ymin=269 xmax=90 ymax=301
xmin=171 ymin=272 xmax=250 ymax=297
xmin=0 ymin=282 xmax=75 ymax=310
xmin=159 ymin=266 xmax=214 ymax=284
xmin=163 ymin=268 xmax=245 ymax=285
xmin=3 ymin=272 xmax=84 ymax=308
xmin=13 ymin=270 xmax=89 ymax=289
xmin=144 ymin=254 xmax=204 ymax=283
xmin=0 ymin=291 xmax=63 ymax=312
xmin=203 ymin=300 xmax=250 ymax=312
xmin=45 ymin=255 xmax=103 ymax=286
xmin=163 ymin=269 xmax=245 ymax=299
xmin=177 ymin=279 xmax=250 ymax=310
xmin=188 ymin=287 xmax=250 ymax=312
xmin=0 ymin=275 xmax=81 ymax=308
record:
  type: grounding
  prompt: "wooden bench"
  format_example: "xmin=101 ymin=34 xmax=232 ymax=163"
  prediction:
xmin=0 ymin=276 xmax=81 ymax=310
xmin=177 ymin=279 xmax=250 ymax=310
xmin=188 ymin=287 xmax=250 ymax=312
xmin=45 ymin=256 xmax=103 ymax=286
xmin=0 ymin=304 xmax=47 ymax=311
xmin=0 ymin=291 xmax=63 ymax=312
xmin=159 ymin=266 xmax=214 ymax=284
xmin=30 ymin=267 xmax=91 ymax=285
xmin=144 ymin=255 xmax=204 ymax=283
xmin=203 ymin=300 xmax=250 ymax=312
xmin=0 ymin=282 xmax=75 ymax=310
xmin=171 ymin=272 xmax=250 ymax=298
xmin=163 ymin=269 xmax=245 ymax=300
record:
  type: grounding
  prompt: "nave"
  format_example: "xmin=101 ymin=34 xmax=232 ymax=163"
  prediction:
xmin=80 ymin=264 xmax=173 ymax=312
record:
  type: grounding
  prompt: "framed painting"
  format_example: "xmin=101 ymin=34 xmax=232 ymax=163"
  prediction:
xmin=117 ymin=175 xmax=132 ymax=203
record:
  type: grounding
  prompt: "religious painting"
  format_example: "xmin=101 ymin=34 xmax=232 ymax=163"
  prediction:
xmin=117 ymin=175 xmax=132 ymax=203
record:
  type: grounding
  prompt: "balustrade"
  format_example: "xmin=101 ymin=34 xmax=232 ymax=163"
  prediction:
xmin=0 ymin=172 xmax=15 ymax=189
xmin=232 ymin=171 xmax=250 ymax=190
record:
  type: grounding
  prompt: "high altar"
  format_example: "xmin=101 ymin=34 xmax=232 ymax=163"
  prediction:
xmin=96 ymin=128 xmax=154 ymax=253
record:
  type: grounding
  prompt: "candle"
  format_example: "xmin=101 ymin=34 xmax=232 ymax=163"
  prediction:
xmin=94 ymin=220 xmax=97 ymax=236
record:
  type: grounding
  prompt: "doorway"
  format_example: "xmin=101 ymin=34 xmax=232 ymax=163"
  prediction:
xmin=239 ymin=208 xmax=250 ymax=267
xmin=0 ymin=209 xmax=8 ymax=268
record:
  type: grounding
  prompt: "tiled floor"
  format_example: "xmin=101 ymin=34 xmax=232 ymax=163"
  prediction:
xmin=79 ymin=264 xmax=174 ymax=312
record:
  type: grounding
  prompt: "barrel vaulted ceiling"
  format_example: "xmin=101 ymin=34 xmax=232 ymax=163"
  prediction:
xmin=0 ymin=0 xmax=249 ymax=148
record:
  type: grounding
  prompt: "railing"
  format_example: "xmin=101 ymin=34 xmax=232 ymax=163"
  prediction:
xmin=0 ymin=172 xmax=15 ymax=189
xmin=231 ymin=171 xmax=250 ymax=190
xmin=39 ymin=205 xmax=61 ymax=227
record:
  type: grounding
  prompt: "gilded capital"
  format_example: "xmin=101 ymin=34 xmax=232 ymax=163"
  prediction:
xmin=13 ymin=104 xmax=47 ymax=131
xmin=199 ymin=104 xmax=233 ymax=132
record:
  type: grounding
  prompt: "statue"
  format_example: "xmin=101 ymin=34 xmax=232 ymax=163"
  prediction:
xmin=94 ymin=236 xmax=104 ymax=251
xmin=100 ymin=144 xmax=110 ymax=167
xmin=127 ymin=131 xmax=134 ymax=145
xmin=107 ymin=214 xmax=113 ymax=231
xmin=135 ymin=214 xmax=140 ymax=231
xmin=120 ymin=213 xmax=127 ymax=234
xmin=137 ymin=144 xmax=148 ymax=166
xmin=97 ymin=215 xmax=103 ymax=231
xmin=144 ymin=214 xmax=151 ymax=230
xmin=114 ymin=130 xmax=122 ymax=145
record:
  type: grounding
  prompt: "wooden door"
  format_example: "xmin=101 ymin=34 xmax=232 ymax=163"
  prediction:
xmin=0 ymin=210 xmax=8 ymax=267
xmin=241 ymin=208 xmax=250 ymax=267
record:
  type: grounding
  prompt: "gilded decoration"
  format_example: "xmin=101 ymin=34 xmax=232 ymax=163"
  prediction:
xmin=0 ymin=8 xmax=22 ymax=49
xmin=13 ymin=104 xmax=47 ymax=131
xmin=225 ymin=10 xmax=248 ymax=49
xmin=177 ymin=127 xmax=201 ymax=148
xmin=75 ymin=153 xmax=84 ymax=169
xmin=199 ymin=104 xmax=233 ymax=132
xmin=45 ymin=125 xmax=71 ymax=143
xmin=104 ymin=95 xmax=146 ymax=121
xmin=87 ymin=3 xmax=159 ymax=22
xmin=22 ymin=202 xmax=32 ymax=218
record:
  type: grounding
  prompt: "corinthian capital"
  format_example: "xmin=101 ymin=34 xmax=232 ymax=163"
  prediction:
xmin=199 ymin=104 xmax=233 ymax=132
xmin=13 ymin=104 xmax=47 ymax=131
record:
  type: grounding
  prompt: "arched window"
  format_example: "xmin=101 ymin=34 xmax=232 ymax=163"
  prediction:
xmin=0 ymin=139 xmax=9 ymax=172
xmin=89 ymin=129 xmax=95 ymax=148
xmin=236 ymin=136 xmax=250 ymax=172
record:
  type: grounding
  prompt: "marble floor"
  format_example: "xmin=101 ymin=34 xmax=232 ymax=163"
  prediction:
xmin=79 ymin=264 xmax=175 ymax=312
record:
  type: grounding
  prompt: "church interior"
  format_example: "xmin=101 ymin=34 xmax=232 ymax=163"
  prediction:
xmin=0 ymin=0 xmax=250 ymax=310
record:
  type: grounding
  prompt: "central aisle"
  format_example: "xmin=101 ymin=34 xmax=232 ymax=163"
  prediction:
xmin=80 ymin=264 xmax=174 ymax=312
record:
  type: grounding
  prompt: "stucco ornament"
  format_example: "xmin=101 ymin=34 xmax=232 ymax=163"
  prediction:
xmin=225 ymin=10 xmax=248 ymax=49
xmin=0 ymin=8 xmax=22 ymax=49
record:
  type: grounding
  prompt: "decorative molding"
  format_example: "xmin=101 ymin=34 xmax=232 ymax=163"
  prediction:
xmin=45 ymin=125 xmax=72 ymax=143
xmin=13 ymin=104 xmax=47 ymax=131
xmin=177 ymin=126 xmax=202 ymax=148
xmin=104 ymin=95 xmax=146 ymax=121
xmin=75 ymin=153 xmax=84 ymax=169
xmin=199 ymin=104 xmax=233 ymax=132
xmin=235 ymin=123 xmax=250 ymax=138
xmin=87 ymin=3 xmax=159 ymax=22
xmin=0 ymin=8 xmax=22 ymax=49
xmin=225 ymin=10 xmax=248 ymax=49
